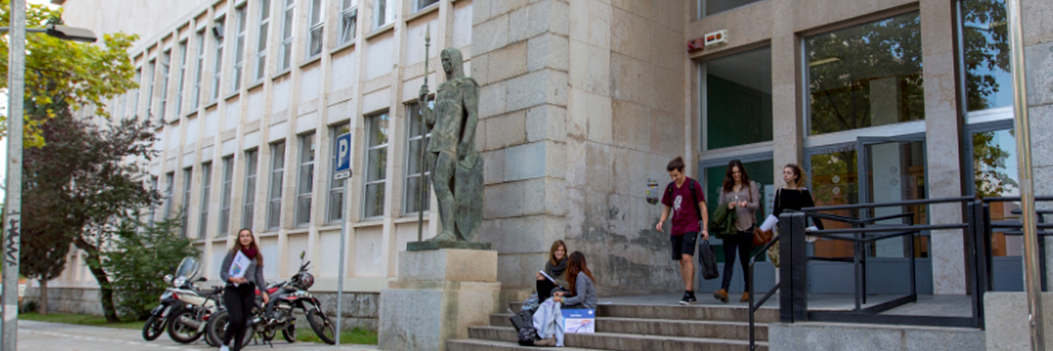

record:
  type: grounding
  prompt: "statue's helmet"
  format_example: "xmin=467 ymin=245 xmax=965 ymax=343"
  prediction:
xmin=440 ymin=48 xmax=466 ymax=79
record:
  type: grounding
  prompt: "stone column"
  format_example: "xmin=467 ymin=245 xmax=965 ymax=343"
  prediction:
xmin=921 ymin=0 xmax=966 ymax=295
xmin=770 ymin=0 xmax=803 ymax=177
xmin=1020 ymin=0 xmax=1053 ymax=287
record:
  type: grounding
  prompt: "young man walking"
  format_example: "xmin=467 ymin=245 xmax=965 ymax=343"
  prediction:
xmin=656 ymin=157 xmax=709 ymax=305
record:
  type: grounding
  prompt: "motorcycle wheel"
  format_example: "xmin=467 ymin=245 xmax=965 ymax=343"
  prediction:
xmin=166 ymin=308 xmax=204 ymax=343
xmin=206 ymin=309 xmax=255 ymax=348
xmin=281 ymin=323 xmax=296 ymax=343
xmin=141 ymin=315 xmax=165 ymax=341
xmin=306 ymin=309 xmax=336 ymax=345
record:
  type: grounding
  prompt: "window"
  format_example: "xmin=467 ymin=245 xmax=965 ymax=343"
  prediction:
xmin=199 ymin=163 xmax=213 ymax=238
xmin=242 ymin=149 xmax=259 ymax=229
xmin=149 ymin=176 xmax=159 ymax=223
xmin=255 ymin=0 xmax=272 ymax=81
xmin=233 ymin=5 xmax=248 ymax=92
xmin=296 ymin=133 xmax=316 ymax=225
xmin=363 ymin=112 xmax=388 ymax=218
xmin=267 ymin=142 xmax=286 ymax=229
xmin=702 ymin=157 xmax=774 ymax=262
xmin=219 ymin=156 xmax=234 ymax=236
xmin=306 ymin=0 xmax=324 ymax=58
xmin=159 ymin=50 xmax=171 ymax=121
xmin=328 ymin=124 xmax=351 ymax=223
xmin=960 ymin=0 xmax=1011 ymax=112
xmin=146 ymin=59 xmax=156 ymax=118
xmin=212 ymin=17 xmax=226 ymax=101
xmin=133 ymin=68 xmax=142 ymax=117
xmin=968 ymin=124 xmax=1020 ymax=259
xmin=164 ymin=172 xmax=175 ymax=217
xmin=175 ymin=41 xmax=188 ymax=116
xmin=701 ymin=47 xmax=772 ymax=150
xmin=192 ymin=30 xmax=206 ymax=109
xmin=805 ymin=12 xmax=923 ymax=135
xmin=373 ymin=0 xmax=394 ymax=29
xmin=180 ymin=167 xmax=193 ymax=238
xmin=404 ymin=102 xmax=431 ymax=214
xmin=414 ymin=0 xmax=438 ymax=11
xmin=699 ymin=0 xmax=766 ymax=18
xmin=279 ymin=0 xmax=296 ymax=71
xmin=338 ymin=0 xmax=357 ymax=45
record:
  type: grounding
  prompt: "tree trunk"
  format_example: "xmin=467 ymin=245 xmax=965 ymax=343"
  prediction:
xmin=74 ymin=238 xmax=119 ymax=322
xmin=39 ymin=279 xmax=48 ymax=315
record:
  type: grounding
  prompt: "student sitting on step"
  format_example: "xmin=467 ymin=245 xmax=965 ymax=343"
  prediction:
xmin=553 ymin=251 xmax=597 ymax=310
xmin=536 ymin=240 xmax=568 ymax=302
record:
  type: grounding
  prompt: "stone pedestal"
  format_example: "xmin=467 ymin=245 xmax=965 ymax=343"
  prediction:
xmin=378 ymin=249 xmax=501 ymax=351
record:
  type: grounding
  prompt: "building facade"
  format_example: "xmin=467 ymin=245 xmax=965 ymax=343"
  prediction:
xmin=43 ymin=0 xmax=1053 ymax=324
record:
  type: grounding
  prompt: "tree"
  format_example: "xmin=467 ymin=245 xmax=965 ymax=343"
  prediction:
xmin=21 ymin=112 xmax=161 ymax=322
xmin=103 ymin=215 xmax=199 ymax=320
xmin=0 ymin=1 xmax=138 ymax=147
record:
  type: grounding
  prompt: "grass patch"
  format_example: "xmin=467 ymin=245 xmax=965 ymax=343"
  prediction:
xmin=19 ymin=312 xmax=146 ymax=330
xmin=295 ymin=327 xmax=377 ymax=345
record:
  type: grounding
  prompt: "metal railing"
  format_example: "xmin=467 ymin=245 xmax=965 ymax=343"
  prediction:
xmin=980 ymin=197 xmax=1053 ymax=291
xmin=748 ymin=235 xmax=780 ymax=351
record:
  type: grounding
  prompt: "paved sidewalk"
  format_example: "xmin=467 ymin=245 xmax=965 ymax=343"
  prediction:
xmin=18 ymin=320 xmax=384 ymax=351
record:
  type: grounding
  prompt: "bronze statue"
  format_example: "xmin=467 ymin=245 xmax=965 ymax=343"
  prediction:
xmin=418 ymin=48 xmax=483 ymax=242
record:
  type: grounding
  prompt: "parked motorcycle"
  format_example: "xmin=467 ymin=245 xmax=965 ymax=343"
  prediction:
xmin=164 ymin=257 xmax=224 ymax=345
xmin=206 ymin=252 xmax=336 ymax=346
xmin=141 ymin=288 xmax=182 ymax=341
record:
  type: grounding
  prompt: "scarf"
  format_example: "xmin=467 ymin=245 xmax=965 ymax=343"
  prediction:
xmin=545 ymin=258 xmax=567 ymax=279
xmin=241 ymin=247 xmax=258 ymax=260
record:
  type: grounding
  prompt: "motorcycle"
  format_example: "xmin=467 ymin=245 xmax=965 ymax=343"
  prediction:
xmin=164 ymin=257 xmax=224 ymax=345
xmin=206 ymin=252 xmax=336 ymax=346
xmin=141 ymin=287 xmax=182 ymax=341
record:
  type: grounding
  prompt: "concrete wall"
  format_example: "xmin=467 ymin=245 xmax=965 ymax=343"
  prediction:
xmin=983 ymin=292 xmax=1053 ymax=351
xmin=769 ymin=322 xmax=985 ymax=351
xmin=23 ymin=287 xmax=104 ymax=316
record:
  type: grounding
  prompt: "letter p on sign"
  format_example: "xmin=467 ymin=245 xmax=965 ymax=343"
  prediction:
xmin=334 ymin=133 xmax=352 ymax=180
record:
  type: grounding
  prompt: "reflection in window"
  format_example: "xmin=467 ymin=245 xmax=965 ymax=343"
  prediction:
xmin=806 ymin=12 xmax=924 ymax=135
xmin=703 ymin=47 xmax=772 ymax=150
xmin=404 ymin=102 xmax=432 ymax=215
xmin=961 ymin=0 xmax=1011 ymax=111
xmin=972 ymin=129 xmax=1021 ymax=258
xmin=415 ymin=0 xmax=438 ymax=11
xmin=700 ymin=0 xmax=765 ymax=17
xmin=339 ymin=0 xmax=358 ymax=45
xmin=374 ymin=0 xmax=394 ymax=29
xmin=364 ymin=112 xmax=389 ymax=218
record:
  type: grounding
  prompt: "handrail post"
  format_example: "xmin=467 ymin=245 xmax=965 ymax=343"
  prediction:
xmin=779 ymin=211 xmax=808 ymax=323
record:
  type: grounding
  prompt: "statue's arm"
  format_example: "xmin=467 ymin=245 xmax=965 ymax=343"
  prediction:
xmin=459 ymin=84 xmax=480 ymax=152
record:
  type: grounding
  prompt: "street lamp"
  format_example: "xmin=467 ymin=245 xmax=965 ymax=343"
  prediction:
xmin=2 ymin=1 xmax=98 ymax=350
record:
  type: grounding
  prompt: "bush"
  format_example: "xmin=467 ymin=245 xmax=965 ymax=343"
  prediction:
xmin=20 ymin=300 xmax=39 ymax=314
xmin=102 ymin=215 xmax=199 ymax=320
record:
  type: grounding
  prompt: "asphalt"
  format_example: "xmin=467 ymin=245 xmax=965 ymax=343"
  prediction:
xmin=17 ymin=320 xmax=385 ymax=351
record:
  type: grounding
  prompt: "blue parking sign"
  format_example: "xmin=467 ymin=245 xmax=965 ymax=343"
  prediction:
xmin=335 ymin=133 xmax=352 ymax=175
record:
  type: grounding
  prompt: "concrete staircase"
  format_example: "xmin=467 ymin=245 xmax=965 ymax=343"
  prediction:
xmin=447 ymin=301 xmax=778 ymax=351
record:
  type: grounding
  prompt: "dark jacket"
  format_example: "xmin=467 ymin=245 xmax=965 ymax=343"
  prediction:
xmin=710 ymin=202 xmax=739 ymax=239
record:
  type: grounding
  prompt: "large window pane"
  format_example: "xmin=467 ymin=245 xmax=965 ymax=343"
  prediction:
xmin=242 ymin=150 xmax=258 ymax=229
xmin=219 ymin=156 xmax=234 ymax=236
xmin=296 ymin=133 xmax=315 ymax=225
xmin=404 ymin=102 xmax=432 ymax=214
xmin=704 ymin=47 xmax=772 ymax=150
xmin=199 ymin=163 xmax=212 ymax=238
xmin=268 ymin=142 xmax=286 ymax=229
xmin=806 ymin=12 xmax=924 ymax=135
xmin=972 ymin=129 xmax=1020 ymax=257
xmin=961 ymin=0 xmax=1011 ymax=111
xmin=364 ymin=113 xmax=388 ymax=218
xmin=702 ymin=0 xmax=765 ymax=17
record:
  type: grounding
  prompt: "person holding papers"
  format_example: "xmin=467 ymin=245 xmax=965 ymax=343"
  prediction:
xmin=535 ymin=240 xmax=568 ymax=302
xmin=772 ymin=164 xmax=824 ymax=230
xmin=552 ymin=252 xmax=597 ymax=310
xmin=218 ymin=229 xmax=269 ymax=351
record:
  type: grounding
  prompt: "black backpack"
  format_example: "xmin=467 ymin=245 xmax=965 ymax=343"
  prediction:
xmin=665 ymin=178 xmax=703 ymax=222
xmin=509 ymin=309 xmax=538 ymax=346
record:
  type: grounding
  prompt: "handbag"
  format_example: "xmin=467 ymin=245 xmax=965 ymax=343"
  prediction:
xmin=752 ymin=188 xmax=777 ymax=248
xmin=698 ymin=239 xmax=719 ymax=280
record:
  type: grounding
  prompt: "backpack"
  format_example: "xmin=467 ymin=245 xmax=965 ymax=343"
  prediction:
xmin=509 ymin=309 xmax=539 ymax=346
xmin=665 ymin=178 xmax=703 ymax=222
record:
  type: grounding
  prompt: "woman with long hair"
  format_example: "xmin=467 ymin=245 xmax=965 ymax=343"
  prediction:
xmin=536 ymin=240 xmax=568 ymax=301
xmin=774 ymin=164 xmax=824 ymax=229
xmin=218 ymin=229 xmax=269 ymax=351
xmin=715 ymin=159 xmax=760 ymax=303
xmin=553 ymin=251 xmax=597 ymax=310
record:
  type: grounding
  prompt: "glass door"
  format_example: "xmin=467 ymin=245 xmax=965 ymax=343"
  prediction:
xmin=856 ymin=135 xmax=928 ymax=258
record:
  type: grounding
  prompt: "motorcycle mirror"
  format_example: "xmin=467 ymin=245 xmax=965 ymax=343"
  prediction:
xmin=299 ymin=251 xmax=305 ymax=260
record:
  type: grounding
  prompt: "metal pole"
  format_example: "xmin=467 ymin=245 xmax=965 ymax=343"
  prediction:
xmin=335 ymin=179 xmax=349 ymax=346
xmin=1006 ymin=0 xmax=1045 ymax=349
xmin=2 ymin=0 xmax=25 ymax=349
xmin=415 ymin=26 xmax=431 ymax=242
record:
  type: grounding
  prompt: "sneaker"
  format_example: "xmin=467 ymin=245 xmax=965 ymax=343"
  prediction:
xmin=714 ymin=289 xmax=729 ymax=303
xmin=220 ymin=345 xmax=230 ymax=351
xmin=679 ymin=291 xmax=696 ymax=305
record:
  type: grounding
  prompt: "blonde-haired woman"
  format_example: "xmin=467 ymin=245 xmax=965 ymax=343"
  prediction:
xmin=218 ymin=229 xmax=269 ymax=351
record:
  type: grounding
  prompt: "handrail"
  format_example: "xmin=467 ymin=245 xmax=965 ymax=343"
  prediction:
xmin=802 ymin=196 xmax=974 ymax=211
xmin=749 ymin=235 xmax=780 ymax=351
xmin=982 ymin=196 xmax=1053 ymax=202
xmin=808 ymin=230 xmax=917 ymax=244
xmin=808 ymin=223 xmax=968 ymax=235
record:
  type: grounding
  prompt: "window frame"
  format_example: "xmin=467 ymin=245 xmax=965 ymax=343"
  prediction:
xmin=146 ymin=59 xmax=156 ymax=119
xmin=192 ymin=30 xmax=206 ymax=110
xmin=199 ymin=162 xmax=213 ymax=238
xmin=338 ymin=0 xmax=357 ymax=45
xmin=132 ymin=68 xmax=141 ymax=118
xmin=164 ymin=172 xmax=175 ymax=219
xmin=242 ymin=149 xmax=259 ymax=229
xmin=278 ymin=0 xmax=296 ymax=72
xmin=414 ymin=0 xmax=438 ymax=12
xmin=363 ymin=112 xmax=389 ymax=219
xmin=232 ymin=5 xmax=248 ymax=92
xmin=219 ymin=156 xmax=235 ymax=236
xmin=267 ymin=142 xmax=286 ymax=230
xmin=211 ymin=16 xmax=226 ymax=102
xmin=159 ymin=50 xmax=171 ymax=121
xmin=373 ymin=0 xmax=392 ymax=29
xmin=955 ymin=0 xmax=1014 ymax=121
xmin=698 ymin=0 xmax=768 ymax=19
xmin=698 ymin=46 xmax=775 ymax=153
xmin=295 ymin=133 xmax=316 ymax=226
xmin=306 ymin=0 xmax=324 ymax=59
xmin=255 ymin=0 xmax=272 ymax=82
xmin=180 ymin=167 xmax=193 ymax=238
xmin=175 ymin=41 xmax=188 ymax=117
xmin=403 ymin=101 xmax=432 ymax=215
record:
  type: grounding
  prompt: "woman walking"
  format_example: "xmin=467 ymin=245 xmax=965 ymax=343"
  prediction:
xmin=715 ymin=160 xmax=760 ymax=303
xmin=218 ymin=229 xmax=269 ymax=351
xmin=773 ymin=164 xmax=824 ymax=229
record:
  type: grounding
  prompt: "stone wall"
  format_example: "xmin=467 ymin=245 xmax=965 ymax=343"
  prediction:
xmin=984 ymin=292 xmax=1053 ymax=351
xmin=23 ymin=287 xmax=104 ymax=316
xmin=769 ymin=322 xmax=985 ymax=351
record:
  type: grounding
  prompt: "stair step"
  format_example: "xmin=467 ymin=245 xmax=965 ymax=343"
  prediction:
xmin=490 ymin=313 xmax=768 ymax=341
xmin=510 ymin=303 xmax=779 ymax=323
xmin=447 ymin=339 xmax=616 ymax=351
xmin=467 ymin=326 xmax=769 ymax=351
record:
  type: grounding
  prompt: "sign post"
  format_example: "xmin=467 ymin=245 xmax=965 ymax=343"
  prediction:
xmin=333 ymin=132 xmax=352 ymax=345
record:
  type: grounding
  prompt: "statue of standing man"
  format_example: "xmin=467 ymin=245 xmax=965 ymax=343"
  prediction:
xmin=418 ymin=48 xmax=483 ymax=242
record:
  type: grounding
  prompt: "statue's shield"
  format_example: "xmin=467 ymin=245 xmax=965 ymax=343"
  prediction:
xmin=455 ymin=152 xmax=484 ymax=241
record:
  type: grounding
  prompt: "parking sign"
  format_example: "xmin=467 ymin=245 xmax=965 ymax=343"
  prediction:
xmin=335 ymin=133 xmax=352 ymax=179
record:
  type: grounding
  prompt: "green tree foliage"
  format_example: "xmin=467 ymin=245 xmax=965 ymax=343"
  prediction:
xmin=102 ymin=215 xmax=199 ymax=320
xmin=0 ymin=1 xmax=138 ymax=147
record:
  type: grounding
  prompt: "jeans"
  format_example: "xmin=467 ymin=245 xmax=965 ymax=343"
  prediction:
xmin=721 ymin=229 xmax=754 ymax=291
xmin=222 ymin=283 xmax=256 ymax=351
